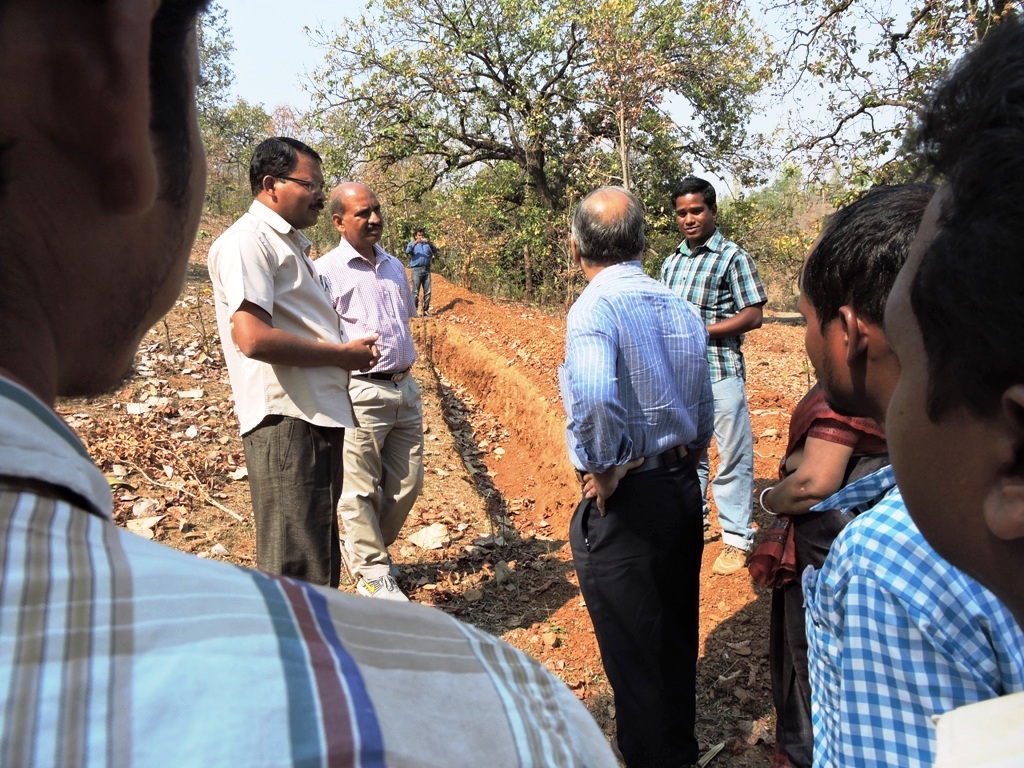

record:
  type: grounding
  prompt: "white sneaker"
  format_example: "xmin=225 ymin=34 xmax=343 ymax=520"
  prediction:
xmin=357 ymin=575 xmax=409 ymax=602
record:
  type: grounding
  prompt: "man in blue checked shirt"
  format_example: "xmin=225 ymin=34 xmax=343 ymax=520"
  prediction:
xmin=797 ymin=184 xmax=1024 ymax=767
xmin=561 ymin=187 xmax=714 ymax=767
xmin=661 ymin=176 xmax=767 ymax=575
xmin=882 ymin=20 xmax=1024 ymax=765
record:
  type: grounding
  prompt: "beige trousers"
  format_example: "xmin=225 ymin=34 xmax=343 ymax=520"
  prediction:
xmin=339 ymin=374 xmax=424 ymax=581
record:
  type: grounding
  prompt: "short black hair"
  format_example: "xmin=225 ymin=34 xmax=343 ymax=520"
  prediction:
xmin=248 ymin=137 xmax=321 ymax=196
xmin=803 ymin=184 xmax=935 ymax=330
xmin=671 ymin=176 xmax=717 ymax=210
xmin=571 ymin=187 xmax=646 ymax=266
xmin=911 ymin=15 xmax=1024 ymax=418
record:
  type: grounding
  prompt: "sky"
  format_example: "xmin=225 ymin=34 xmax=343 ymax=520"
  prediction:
xmin=216 ymin=0 xmax=364 ymax=111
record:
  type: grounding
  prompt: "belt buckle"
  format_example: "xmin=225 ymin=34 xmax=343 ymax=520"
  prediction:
xmin=392 ymin=370 xmax=409 ymax=382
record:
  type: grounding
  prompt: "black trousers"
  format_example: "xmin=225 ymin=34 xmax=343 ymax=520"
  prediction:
xmin=570 ymin=459 xmax=704 ymax=768
xmin=242 ymin=415 xmax=344 ymax=587
xmin=770 ymin=510 xmax=854 ymax=767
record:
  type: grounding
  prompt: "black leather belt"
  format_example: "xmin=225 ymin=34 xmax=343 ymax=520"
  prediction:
xmin=354 ymin=368 xmax=410 ymax=383
xmin=574 ymin=445 xmax=689 ymax=483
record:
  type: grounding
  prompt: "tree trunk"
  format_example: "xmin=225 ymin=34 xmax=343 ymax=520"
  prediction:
xmin=619 ymin=103 xmax=631 ymax=191
xmin=523 ymin=243 xmax=533 ymax=301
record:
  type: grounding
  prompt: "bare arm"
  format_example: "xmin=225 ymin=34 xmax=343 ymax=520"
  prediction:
xmin=706 ymin=304 xmax=764 ymax=339
xmin=582 ymin=457 xmax=646 ymax=515
xmin=230 ymin=301 xmax=380 ymax=371
xmin=762 ymin=436 xmax=855 ymax=515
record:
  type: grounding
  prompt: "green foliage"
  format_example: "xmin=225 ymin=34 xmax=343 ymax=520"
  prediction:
xmin=305 ymin=0 xmax=772 ymax=302
xmin=196 ymin=2 xmax=234 ymax=124
xmin=717 ymin=166 xmax=833 ymax=310
xmin=771 ymin=0 xmax=1020 ymax=185
xmin=204 ymin=99 xmax=273 ymax=215
xmin=418 ymin=164 xmax=572 ymax=303
xmin=196 ymin=3 xmax=272 ymax=216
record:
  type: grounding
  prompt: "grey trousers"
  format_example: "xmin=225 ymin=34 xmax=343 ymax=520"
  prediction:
xmin=242 ymin=415 xmax=344 ymax=587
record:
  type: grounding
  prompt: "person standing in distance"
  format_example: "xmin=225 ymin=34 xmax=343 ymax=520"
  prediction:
xmin=406 ymin=228 xmax=437 ymax=316
xmin=562 ymin=187 xmax=714 ymax=767
xmin=208 ymin=137 xmax=379 ymax=587
xmin=660 ymin=176 xmax=767 ymax=575
xmin=317 ymin=183 xmax=425 ymax=602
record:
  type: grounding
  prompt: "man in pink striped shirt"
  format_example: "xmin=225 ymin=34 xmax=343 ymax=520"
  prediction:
xmin=315 ymin=182 xmax=424 ymax=601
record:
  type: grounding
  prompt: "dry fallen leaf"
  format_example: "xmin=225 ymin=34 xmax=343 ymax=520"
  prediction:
xmin=407 ymin=523 xmax=449 ymax=550
xmin=125 ymin=515 xmax=164 ymax=540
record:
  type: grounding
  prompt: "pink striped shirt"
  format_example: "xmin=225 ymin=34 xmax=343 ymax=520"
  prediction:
xmin=315 ymin=240 xmax=417 ymax=373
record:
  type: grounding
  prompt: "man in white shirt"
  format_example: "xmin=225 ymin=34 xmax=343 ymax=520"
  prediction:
xmin=208 ymin=138 xmax=379 ymax=587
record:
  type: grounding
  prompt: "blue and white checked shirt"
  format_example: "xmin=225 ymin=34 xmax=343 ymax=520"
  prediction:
xmin=559 ymin=261 xmax=714 ymax=474
xmin=660 ymin=230 xmax=767 ymax=382
xmin=802 ymin=465 xmax=1024 ymax=767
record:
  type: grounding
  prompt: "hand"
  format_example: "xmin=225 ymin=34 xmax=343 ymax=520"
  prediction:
xmin=583 ymin=456 xmax=645 ymax=516
xmin=339 ymin=335 xmax=380 ymax=371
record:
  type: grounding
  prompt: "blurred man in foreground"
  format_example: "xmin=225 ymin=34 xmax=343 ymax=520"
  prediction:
xmin=0 ymin=3 xmax=618 ymax=764
xmin=797 ymin=185 xmax=1024 ymax=767
xmin=883 ymin=17 xmax=1024 ymax=765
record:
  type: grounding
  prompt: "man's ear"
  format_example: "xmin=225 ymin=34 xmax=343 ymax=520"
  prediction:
xmin=331 ymin=213 xmax=345 ymax=234
xmin=836 ymin=306 xmax=868 ymax=363
xmin=570 ymin=236 xmax=582 ymax=266
xmin=983 ymin=385 xmax=1024 ymax=541
xmin=27 ymin=1 xmax=160 ymax=215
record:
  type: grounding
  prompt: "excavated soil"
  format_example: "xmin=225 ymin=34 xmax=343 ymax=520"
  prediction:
xmin=61 ymin=233 xmax=811 ymax=767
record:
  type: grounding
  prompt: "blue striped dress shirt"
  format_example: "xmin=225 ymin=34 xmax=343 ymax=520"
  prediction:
xmin=559 ymin=261 xmax=714 ymax=473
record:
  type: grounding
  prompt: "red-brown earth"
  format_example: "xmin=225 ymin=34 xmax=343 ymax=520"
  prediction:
xmin=62 ymin=229 xmax=811 ymax=767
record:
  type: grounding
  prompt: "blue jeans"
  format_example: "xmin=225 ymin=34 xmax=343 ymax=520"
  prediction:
xmin=411 ymin=267 xmax=431 ymax=312
xmin=697 ymin=375 xmax=755 ymax=550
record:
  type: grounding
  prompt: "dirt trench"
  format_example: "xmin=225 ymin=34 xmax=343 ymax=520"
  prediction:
xmin=65 ymin=249 xmax=809 ymax=767
xmin=406 ymin=275 xmax=811 ymax=766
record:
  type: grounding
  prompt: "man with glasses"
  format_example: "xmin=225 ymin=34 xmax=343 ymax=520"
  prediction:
xmin=209 ymin=137 xmax=380 ymax=586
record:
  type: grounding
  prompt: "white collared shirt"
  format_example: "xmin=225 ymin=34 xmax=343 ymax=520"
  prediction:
xmin=208 ymin=200 xmax=355 ymax=434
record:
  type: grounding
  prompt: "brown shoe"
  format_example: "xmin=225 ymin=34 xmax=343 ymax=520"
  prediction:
xmin=712 ymin=544 xmax=749 ymax=575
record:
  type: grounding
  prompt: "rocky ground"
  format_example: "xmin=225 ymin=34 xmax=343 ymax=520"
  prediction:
xmin=61 ymin=230 xmax=811 ymax=766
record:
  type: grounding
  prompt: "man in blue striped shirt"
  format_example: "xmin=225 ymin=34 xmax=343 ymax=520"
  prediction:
xmin=561 ymin=187 xmax=714 ymax=767
xmin=660 ymin=177 xmax=767 ymax=575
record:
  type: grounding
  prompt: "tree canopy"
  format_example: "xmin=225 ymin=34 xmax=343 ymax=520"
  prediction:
xmin=307 ymin=0 xmax=771 ymax=213
xmin=771 ymin=0 xmax=1020 ymax=184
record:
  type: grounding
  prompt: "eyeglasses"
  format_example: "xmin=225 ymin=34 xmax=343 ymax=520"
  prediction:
xmin=274 ymin=176 xmax=324 ymax=194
